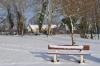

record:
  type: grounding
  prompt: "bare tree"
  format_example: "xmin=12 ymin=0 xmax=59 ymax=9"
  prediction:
xmin=95 ymin=0 xmax=100 ymax=39
xmin=46 ymin=0 xmax=53 ymax=35
xmin=53 ymin=0 xmax=96 ymax=45
xmin=11 ymin=0 xmax=28 ymax=35
xmin=0 ymin=0 xmax=14 ymax=33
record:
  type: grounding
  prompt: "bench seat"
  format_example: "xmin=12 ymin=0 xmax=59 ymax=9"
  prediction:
xmin=48 ymin=45 xmax=90 ymax=50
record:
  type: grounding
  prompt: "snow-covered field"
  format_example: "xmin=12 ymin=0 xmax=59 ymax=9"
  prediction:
xmin=0 ymin=34 xmax=100 ymax=66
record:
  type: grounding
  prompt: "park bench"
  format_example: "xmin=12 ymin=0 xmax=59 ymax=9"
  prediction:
xmin=48 ymin=44 xmax=90 ymax=64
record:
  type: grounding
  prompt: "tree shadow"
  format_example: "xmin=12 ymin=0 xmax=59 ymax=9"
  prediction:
xmin=30 ymin=51 xmax=100 ymax=64
xmin=60 ymin=55 xmax=80 ymax=63
xmin=30 ymin=51 xmax=80 ymax=63
xmin=30 ymin=51 xmax=52 ymax=61
xmin=85 ymin=54 xmax=100 ymax=63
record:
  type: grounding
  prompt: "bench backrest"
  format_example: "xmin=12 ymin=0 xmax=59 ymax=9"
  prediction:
xmin=48 ymin=45 xmax=90 ymax=50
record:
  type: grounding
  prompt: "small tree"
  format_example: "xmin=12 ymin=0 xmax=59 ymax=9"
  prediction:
xmin=62 ymin=16 xmax=78 ymax=45
xmin=38 ymin=0 xmax=48 ymax=33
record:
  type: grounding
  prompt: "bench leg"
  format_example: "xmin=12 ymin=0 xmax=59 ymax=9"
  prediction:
xmin=53 ymin=54 xmax=57 ymax=62
xmin=80 ymin=55 xmax=84 ymax=64
xmin=51 ymin=50 xmax=59 ymax=63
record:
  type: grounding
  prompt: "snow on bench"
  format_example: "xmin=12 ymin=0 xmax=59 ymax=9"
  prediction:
xmin=48 ymin=44 xmax=90 ymax=63
xmin=48 ymin=45 xmax=83 ymax=50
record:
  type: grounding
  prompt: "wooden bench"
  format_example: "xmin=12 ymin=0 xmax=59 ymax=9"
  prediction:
xmin=48 ymin=45 xmax=90 ymax=63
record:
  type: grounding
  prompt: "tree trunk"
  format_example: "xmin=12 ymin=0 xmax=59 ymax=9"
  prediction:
xmin=47 ymin=0 xmax=52 ymax=35
xmin=69 ymin=16 xmax=75 ymax=45
xmin=97 ymin=25 xmax=99 ymax=40
xmin=90 ymin=30 xmax=93 ymax=39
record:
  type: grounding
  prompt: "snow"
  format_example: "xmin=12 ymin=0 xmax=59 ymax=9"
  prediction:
xmin=0 ymin=34 xmax=100 ymax=66
xmin=48 ymin=44 xmax=83 ymax=49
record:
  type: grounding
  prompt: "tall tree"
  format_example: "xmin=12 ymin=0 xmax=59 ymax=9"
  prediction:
xmin=47 ymin=0 xmax=53 ymax=35
xmin=95 ymin=0 xmax=100 ymax=39
xmin=13 ymin=0 xmax=27 ymax=35
xmin=7 ymin=5 xmax=14 ymax=33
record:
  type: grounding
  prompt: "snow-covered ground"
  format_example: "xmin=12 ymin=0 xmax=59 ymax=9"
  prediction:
xmin=0 ymin=34 xmax=100 ymax=66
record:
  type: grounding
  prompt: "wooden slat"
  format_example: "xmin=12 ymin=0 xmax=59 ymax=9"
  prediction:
xmin=48 ymin=45 xmax=90 ymax=50
xmin=48 ymin=52 xmax=90 ymax=55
